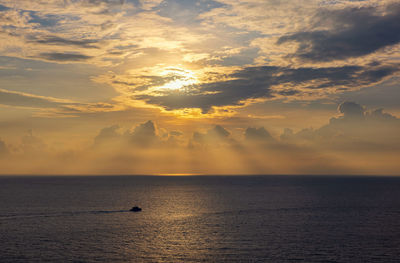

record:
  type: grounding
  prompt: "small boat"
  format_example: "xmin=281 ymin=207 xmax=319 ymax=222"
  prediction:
xmin=130 ymin=206 xmax=142 ymax=212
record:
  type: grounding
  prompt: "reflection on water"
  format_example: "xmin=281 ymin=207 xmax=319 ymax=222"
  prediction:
xmin=1 ymin=175 xmax=400 ymax=262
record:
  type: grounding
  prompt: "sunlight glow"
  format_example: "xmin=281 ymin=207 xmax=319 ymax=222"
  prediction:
xmin=155 ymin=67 xmax=198 ymax=91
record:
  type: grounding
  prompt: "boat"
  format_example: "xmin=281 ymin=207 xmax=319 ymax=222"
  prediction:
xmin=130 ymin=206 xmax=142 ymax=212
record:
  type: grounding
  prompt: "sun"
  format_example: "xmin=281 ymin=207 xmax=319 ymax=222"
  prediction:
xmin=155 ymin=67 xmax=198 ymax=91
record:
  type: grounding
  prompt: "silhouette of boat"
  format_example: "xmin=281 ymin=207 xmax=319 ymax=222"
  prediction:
xmin=130 ymin=206 xmax=142 ymax=212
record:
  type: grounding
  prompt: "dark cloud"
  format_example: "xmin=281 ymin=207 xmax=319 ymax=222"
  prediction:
xmin=277 ymin=89 xmax=300 ymax=96
xmin=338 ymin=101 xmax=364 ymax=120
xmin=245 ymin=127 xmax=273 ymax=142
xmin=329 ymin=102 xmax=399 ymax=127
xmin=130 ymin=120 xmax=156 ymax=137
xmin=113 ymin=74 xmax=188 ymax=92
xmin=31 ymin=35 xmax=99 ymax=49
xmin=277 ymin=4 xmax=400 ymax=62
xmin=0 ymin=4 xmax=10 ymax=11
xmin=28 ymin=12 xmax=61 ymax=27
xmin=138 ymin=64 xmax=398 ymax=113
xmin=39 ymin=52 xmax=92 ymax=62
xmin=112 ymin=80 xmax=136 ymax=86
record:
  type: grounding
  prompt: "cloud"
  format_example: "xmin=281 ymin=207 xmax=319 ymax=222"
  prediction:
xmin=328 ymin=101 xmax=399 ymax=130
xmin=0 ymin=1 xmax=400 ymax=175
xmin=0 ymin=0 xmax=210 ymax=68
xmin=207 ymin=125 xmax=230 ymax=138
xmin=128 ymin=120 xmax=158 ymax=146
xmin=245 ymin=127 xmax=273 ymax=142
xmin=137 ymin=64 xmax=398 ymax=113
xmin=278 ymin=4 xmax=400 ymax=62
xmin=192 ymin=125 xmax=232 ymax=146
xmin=31 ymin=35 xmax=99 ymax=49
xmin=0 ymin=89 xmax=119 ymax=117
xmin=338 ymin=101 xmax=364 ymax=120
xmin=16 ymin=130 xmax=47 ymax=155
xmin=0 ymin=138 xmax=9 ymax=157
xmin=1 ymin=104 xmax=399 ymax=175
xmin=93 ymin=120 xmax=160 ymax=147
xmin=169 ymin=130 xmax=183 ymax=137
xmin=84 ymin=0 xmax=126 ymax=6
xmin=94 ymin=125 xmax=121 ymax=146
xmin=367 ymin=108 xmax=398 ymax=121
xmin=332 ymin=101 xmax=399 ymax=124
xmin=0 ymin=88 xmax=73 ymax=108
xmin=156 ymin=0 xmax=224 ymax=24
xmin=0 ymin=4 xmax=10 ymax=11
xmin=282 ymin=102 xmax=400 ymax=149
xmin=39 ymin=52 xmax=93 ymax=62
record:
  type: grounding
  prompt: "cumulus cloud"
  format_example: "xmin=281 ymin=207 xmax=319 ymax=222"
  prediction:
xmin=367 ymin=108 xmax=398 ymax=121
xmin=278 ymin=4 xmax=400 ymax=62
xmin=0 ymin=103 xmax=399 ymax=175
xmin=332 ymin=101 xmax=398 ymax=125
xmin=87 ymin=107 xmax=400 ymax=175
xmin=93 ymin=120 xmax=160 ymax=148
xmin=338 ymin=101 xmax=364 ymax=120
xmin=282 ymin=101 xmax=400 ymax=149
xmin=245 ymin=127 xmax=273 ymax=142
xmin=127 ymin=120 xmax=158 ymax=146
xmin=192 ymin=125 xmax=232 ymax=145
xmin=207 ymin=125 xmax=230 ymax=138
xmin=94 ymin=124 xmax=121 ymax=146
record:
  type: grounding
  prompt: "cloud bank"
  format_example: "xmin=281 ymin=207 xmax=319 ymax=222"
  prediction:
xmin=0 ymin=102 xmax=398 ymax=175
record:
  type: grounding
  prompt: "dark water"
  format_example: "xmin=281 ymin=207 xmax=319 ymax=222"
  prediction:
xmin=1 ymin=175 xmax=400 ymax=262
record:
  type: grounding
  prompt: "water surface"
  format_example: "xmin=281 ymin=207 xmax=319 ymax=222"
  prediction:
xmin=1 ymin=175 xmax=400 ymax=262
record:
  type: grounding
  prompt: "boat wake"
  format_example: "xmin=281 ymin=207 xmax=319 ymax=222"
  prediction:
xmin=0 ymin=210 xmax=132 ymax=220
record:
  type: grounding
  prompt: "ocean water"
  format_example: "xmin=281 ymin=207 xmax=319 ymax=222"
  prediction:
xmin=1 ymin=175 xmax=400 ymax=262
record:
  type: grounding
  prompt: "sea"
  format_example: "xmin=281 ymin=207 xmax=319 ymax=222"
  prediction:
xmin=1 ymin=175 xmax=400 ymax=262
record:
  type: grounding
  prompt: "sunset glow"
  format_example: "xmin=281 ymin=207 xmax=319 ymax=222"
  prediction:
xmin=2 ymin=1 xmax=400 ymax=262
xmin=0 ymin=0 xmax=399 ymax=175
xmin=154 ymin=67 xmax=198 ymax=91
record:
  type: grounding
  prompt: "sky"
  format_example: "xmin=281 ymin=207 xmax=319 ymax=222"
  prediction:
xmin=0 ymin=0 xmax=399 ymax=175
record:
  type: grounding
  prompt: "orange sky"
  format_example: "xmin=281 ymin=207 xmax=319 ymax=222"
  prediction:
xmin=0 ymin=0 xmax=399 ymax=175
